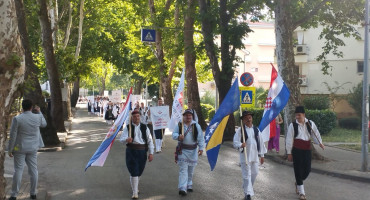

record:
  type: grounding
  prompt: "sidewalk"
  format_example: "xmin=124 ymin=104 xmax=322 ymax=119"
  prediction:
xmin=263 ymin=136 xmax=370 ymax=183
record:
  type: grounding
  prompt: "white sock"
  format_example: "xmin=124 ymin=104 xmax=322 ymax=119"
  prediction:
xmin=298 ymin=185 xmax=305 ymax=195
xmin=132 ymin=176 xmax=138 ymax=196
xmin=155 ymin=139 xmax=160 ymax=151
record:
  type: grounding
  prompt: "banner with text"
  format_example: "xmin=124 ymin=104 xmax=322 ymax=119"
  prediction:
xmin=150 ymin=106 xmax=170 ymax=130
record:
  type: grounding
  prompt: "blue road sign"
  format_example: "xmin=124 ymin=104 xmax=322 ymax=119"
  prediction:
xmin=141 ymin=29 xmax=156 ymax=42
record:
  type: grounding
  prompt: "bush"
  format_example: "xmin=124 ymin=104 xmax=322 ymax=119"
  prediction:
xmin=347 ymin=83 xmax=367 ymax=117
xmin=305 ymin=109 xmax=336 ymax=135
xmin=208 ymin=108 xmax=215 ymax=121
xmin=303 ymin=95 xmax=330 ymax=110
xmin=200 ymin=103 xmax=214 ymax=121
xmin=233 ymin=108 xmax=264 ymax=127
xmin=338 ymin=117 xmax=361 ymax=129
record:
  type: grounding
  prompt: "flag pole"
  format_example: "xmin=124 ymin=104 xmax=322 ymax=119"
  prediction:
xmin=161 ymin=128 xmax=165 ymax=147
xmin=129 ymin=112 xmax=132 ymax=138
xmin=306 ymin=121 xmax=323 ymax=147
xmin=239 ymin=106 xmax=248 ymax=165
xmin=182 ymin=68 xmax=186 ymax=141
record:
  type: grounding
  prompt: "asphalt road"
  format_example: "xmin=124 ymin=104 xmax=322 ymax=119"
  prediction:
xmin=35 ymin=107 xmax=370 ymax=200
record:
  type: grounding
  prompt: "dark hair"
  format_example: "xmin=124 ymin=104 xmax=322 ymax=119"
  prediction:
xmin=22 ymin=99 xmax=33 ymax=111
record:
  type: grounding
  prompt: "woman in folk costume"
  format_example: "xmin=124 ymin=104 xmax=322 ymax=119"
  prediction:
xmin=172 ymin=109 xmax=205 ymax=196
xmin=119 ymin=110 xmax=154 ymax=199
xmin=233 ymin=111 xmax=266 ymax=200
xmin=286 ymin=106 xmax=325 ymax=200
xmin=268 ymin=113 xmax=283 ymax=153
xmin=112 ymin=103 xmax=120 ymax=121
xmin=104 ymin=101 xmax=114 ymax=125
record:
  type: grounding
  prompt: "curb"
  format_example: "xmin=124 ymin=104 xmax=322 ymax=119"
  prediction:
xmin=264 ymin=153 xmax=370 ymax=183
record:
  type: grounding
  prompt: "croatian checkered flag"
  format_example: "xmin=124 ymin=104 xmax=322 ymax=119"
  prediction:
xmin=258 ymin=64 xmax=290 ymax=142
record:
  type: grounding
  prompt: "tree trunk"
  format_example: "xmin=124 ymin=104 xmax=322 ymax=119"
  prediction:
xmin=134 ymin=78 xmax=144 ymax=95
xmin=274 ymin=0 xmax=300 ymax=133
xmin=62 ymin=0 xmax=72 ymax=50
xmin=184 ymin=0 xmax=207 ymax=130
xmin=63 ymin=82 xmax=72 ymax=120
xmin=75 ymin=0 xmax=84 ymax=59
xmin=99 ymin=76 xmax=106 ymax=96
xmin=0 ymin=0 xmax=25 ymax=197
xmin=148 ymin=0 xmax=174 ymax=109
xmin=38 ymin=0 xmax=66 ymax=132
xmin=15 ymin=0 xmax=60 ymax=145
xmin=71 ymin=77 xmax=80 ymax=107
xmin=275 ymin=1 xmax=324 ymax=159
xmin=199 ymin=0 xmax=236 ymax=138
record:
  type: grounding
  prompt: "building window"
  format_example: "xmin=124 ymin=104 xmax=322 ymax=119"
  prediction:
xmin=357 ymin=61 xmax=364 ymax=73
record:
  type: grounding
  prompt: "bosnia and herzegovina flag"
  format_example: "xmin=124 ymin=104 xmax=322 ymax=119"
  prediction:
xmin=259 ymin=64 xmax=290 ymax=142
xmin=85 ymin=88 xmax=133 ymax=171
xmin=205 ymin=78 xmax=240 ymax=171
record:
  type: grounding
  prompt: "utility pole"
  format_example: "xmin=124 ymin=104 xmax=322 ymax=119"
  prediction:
xmin=361 ymin=0 xmax=369 ymax=172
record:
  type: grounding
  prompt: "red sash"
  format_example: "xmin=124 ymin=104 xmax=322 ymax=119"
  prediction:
xmin=293 ymin=139 xmax=311 ymax=150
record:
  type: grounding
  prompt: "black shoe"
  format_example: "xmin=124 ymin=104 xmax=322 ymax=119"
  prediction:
xmin=8 ymin=197 xmax=16 ymax=200
xmin=179 ymin=190 xmax=187 ymax=196
xmin=30 ymin=195 xmax=37 ymax=199
xmin=187 ymin=188 xmax=193 ymax=192
xmin=245 ymin=195 xmax=251 ymax=200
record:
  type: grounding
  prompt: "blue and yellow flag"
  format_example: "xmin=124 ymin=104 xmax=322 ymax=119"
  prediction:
xmin=205 ymin=78 xmax=240 ymax=171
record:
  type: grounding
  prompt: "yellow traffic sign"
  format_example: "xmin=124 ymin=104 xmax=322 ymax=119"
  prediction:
xmin=239 ymin=86 xmax=255 ymax=108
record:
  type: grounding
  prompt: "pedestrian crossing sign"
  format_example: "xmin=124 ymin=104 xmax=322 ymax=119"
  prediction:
xmin=239 ymin=86 xmax=255 ymax=108
xmin=141 ymin=29 xmax=156 ymax=42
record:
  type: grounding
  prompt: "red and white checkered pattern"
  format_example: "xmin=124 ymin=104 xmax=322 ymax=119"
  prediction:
xmin=264 ymin=97 xmax=272 ymax=109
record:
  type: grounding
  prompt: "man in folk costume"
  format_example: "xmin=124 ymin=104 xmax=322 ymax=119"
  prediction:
xmin=172 ymin=109 xmax=205 ymax=196
xmin=154 ymin=98 xmax=166 ymax=153
xmin=119 ymin=110 xmax=154 ymax=199
xmin=233 ymin=111 xmax=266 ymax=200
xmin=286 ymin=106 xmax=324 ymax=200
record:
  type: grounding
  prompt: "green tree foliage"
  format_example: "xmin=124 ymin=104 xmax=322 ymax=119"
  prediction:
xmin=303 ymin=95 xmax=330 ymax=110
xmin=200 ymin=90 xmax=216 ymax=106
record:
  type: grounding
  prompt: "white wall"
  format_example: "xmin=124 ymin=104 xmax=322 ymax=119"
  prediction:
xmin=295 ymin=25 xmax=365 ymax=94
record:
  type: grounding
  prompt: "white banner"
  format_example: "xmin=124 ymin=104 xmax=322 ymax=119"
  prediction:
xmin=168 ymin=68 xmax=185 ymax=131
xmin=150 ymin=106 xmax=170 ymax=130
xmin=110 ymin=90 xmax=122 ymax=103
xmin=131 ymin=95 xmax=142 ymax=108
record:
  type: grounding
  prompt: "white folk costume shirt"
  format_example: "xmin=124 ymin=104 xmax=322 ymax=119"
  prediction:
xmin=119 ymin=123 xmax=154 ymax=155
xmin=286 ymin=118 xmax=323 ymax=154
xmin=233 ymin=125 xmax=266 ymax=163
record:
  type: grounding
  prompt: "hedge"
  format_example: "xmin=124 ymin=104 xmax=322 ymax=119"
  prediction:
xmin=305 ymin=110 xmax=336 ymax=135
xmin=233 ymin=108 xmax=336 ymax=135
xmin=339 ymin=117 xmax=361 ymax=130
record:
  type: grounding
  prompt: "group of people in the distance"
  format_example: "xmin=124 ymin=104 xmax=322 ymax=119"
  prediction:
xmin=87 ymin=96 xmax=122 ymax=125
xmin=116 ymin=100 xmax=324 ymax=200
xmin=6 ymin=95 xmax=324 ymax=200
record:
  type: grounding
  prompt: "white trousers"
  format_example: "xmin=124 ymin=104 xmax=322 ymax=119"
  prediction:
xmin=241 ymin=162 xmax=259 ymax=196
xmin=11 ymin=151 xmax=38 ymax=197
xmin=178 ymin=162 xmax=195 ymax=191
